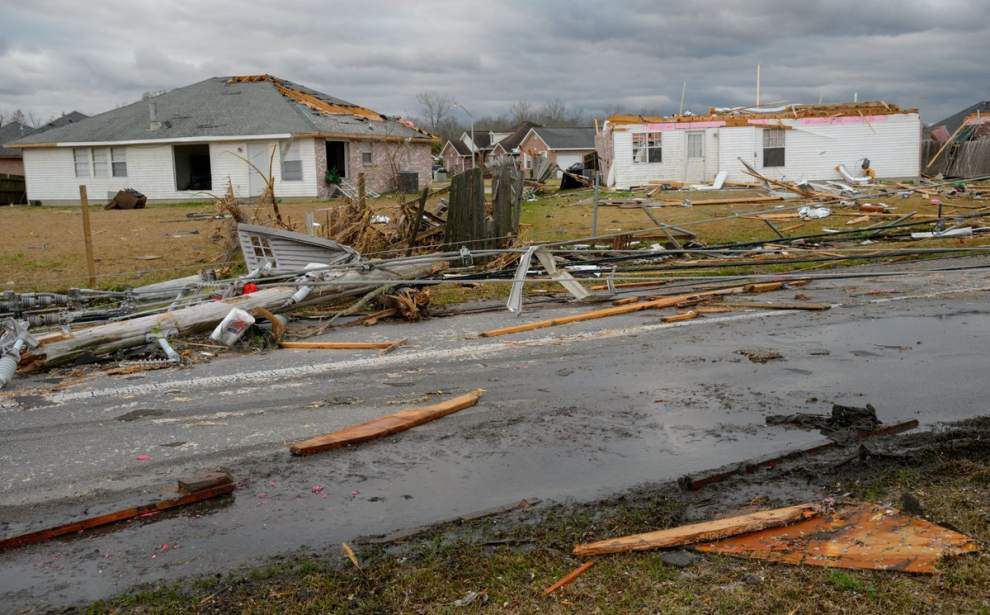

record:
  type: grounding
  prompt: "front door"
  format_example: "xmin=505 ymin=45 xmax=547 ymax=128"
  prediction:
xmin=247 ymin=142 xmax=273 ymax=196
xmin=685 ymin=131 xmax=705 ymax=183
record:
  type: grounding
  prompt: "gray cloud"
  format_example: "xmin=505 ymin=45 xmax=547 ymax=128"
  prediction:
xmin=1 ymin=0 xmax=987 ymax=125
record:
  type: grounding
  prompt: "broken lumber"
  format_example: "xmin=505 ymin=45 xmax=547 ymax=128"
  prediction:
xmin=290 ymin=389 xmax=485 ymax=455
xmin=661 ymin=310 xmax=698 ymax=323
xmin=661 ymin=195 xmax=784 ymax=207
xmin=721 ymin=301 xmax=831 ymax=311
xmin=572 ymin=504 xmax=818 ymax=557
xmin=695 ymin=502 xmax=977 ymax=574
xmin=545 ymin=560 xmax=597 ymax=595
xmin=280 ymin=340 xmax=403 ymax=350
xmin=0 ymin=474 xmax=234 ymax=552
xmin=479 ymin=281 xmax=800 ymax=338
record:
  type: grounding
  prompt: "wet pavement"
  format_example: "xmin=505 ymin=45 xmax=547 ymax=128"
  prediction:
xmin=2 ymin=259 xmax=990 ymax=608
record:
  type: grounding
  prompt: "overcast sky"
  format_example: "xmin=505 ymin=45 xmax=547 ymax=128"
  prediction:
xmin=2 ymin=0 xmax=987 ymax=126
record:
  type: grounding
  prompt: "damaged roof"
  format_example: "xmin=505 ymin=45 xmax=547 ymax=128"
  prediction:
xmin=608 ymin=101 xmax=917 ymax=126
xmin=9 ymin=76 xmax=434 ymax=147
xmin=529 ymin=126 xmax=596 ymax=150
xmin=930 ymin=101 xmax=990 ymax=136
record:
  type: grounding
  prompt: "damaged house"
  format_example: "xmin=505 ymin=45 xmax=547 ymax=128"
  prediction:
xmin=923 ymin=101 xmax=990 ymax=178
xmin=597 ymin=102 xmax=922 ymax=189
xmin=6 ymin=76 xmax=435 ymax=205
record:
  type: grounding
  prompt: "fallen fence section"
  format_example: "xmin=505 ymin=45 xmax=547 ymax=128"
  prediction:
xmin=290 ymin=388 xmax=485 ymax=455
xmin=0 ymin=471 xmax=234 ymax=552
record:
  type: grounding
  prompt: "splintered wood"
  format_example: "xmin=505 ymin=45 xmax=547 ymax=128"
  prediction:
xmin=572 ymin=504 xmax=818 ymax=557
xmin=290 ymin=389 xmax=485 ymax=455
xmin=694 ymin=503 xmax=978 ymax=574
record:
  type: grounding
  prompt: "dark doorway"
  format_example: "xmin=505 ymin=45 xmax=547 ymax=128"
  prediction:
xmin=325 ymin=141 xmax=347 ymax=180
xmin=174 ymin=144 xmax=212 ymax=191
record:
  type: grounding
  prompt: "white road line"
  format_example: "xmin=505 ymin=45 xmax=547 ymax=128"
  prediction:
xmin=47 ymin=310 xmax=795 ymax=404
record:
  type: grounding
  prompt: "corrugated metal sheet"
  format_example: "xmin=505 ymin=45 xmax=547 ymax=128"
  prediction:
xmin=237 ymin=223 xmax=360 ymax=273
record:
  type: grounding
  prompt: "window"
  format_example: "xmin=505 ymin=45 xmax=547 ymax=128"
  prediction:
xmin=361 ymin=143 xmax=373 ymax=166
xmin=763 ymin=128 xmax=785 ymax=167
xmin=632 ymin=132 xmax=662 ymax=163
xmin=111 ymin=147 xmax=127 ymax=177
xmin=687 ymin=132 xmax=704 ymax=158
xmin=73 ymin=148 xmax=90 ymax=177
xmin=249 ymin=236 xmax=278 ymax=267
xmin=92 ymin=148 xmax=108 ymax=177
xmin=280 ymin=141 xmax=303 ymax=181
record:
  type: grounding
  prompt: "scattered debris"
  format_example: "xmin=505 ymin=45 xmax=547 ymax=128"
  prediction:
xmin=737 ymin=349 xmax=783 ymax=363
xmin=545 ymin=560 xmax=597 ymax=595
xmin=766 ymin=403 xmax=880 ymax=442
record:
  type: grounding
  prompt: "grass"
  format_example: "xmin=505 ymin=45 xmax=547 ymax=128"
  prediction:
xmin=2 ymin=184 xmax=987 ymax=299
xmin=91 ymin=438 xmax=990 ymax=613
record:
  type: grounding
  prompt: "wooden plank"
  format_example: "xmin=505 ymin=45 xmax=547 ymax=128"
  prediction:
xmin=545 ymin=560 xmax=596 ymax=595
xmin=0 ymin=482 xmax=235 ymax=552
xmin=721 ymin=301 xmax=831 ymax=311
xmin=280 ymin=340 xmax=401 ymax=350
xmin=479 ymin=281 xmax=796 ymax=338
xmin=661 ymin=195 xmax=784 ymax=207
xmin=572 ymin=504 xmax=818 ymax=557
xmin=661 ymin=310 xmax=699 ymax=323
xmin=290 ymin=389 xmax=485 ymax=455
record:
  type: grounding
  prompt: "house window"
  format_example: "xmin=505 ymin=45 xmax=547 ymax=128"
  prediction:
xmin=92 ymin=148 xmax=108 ymax=177
xmin=361 ymin=143 xmax=373 ymax=166
xmin=249 ymin=235 xmax=277 ymax=266
xmin=280 ymin=141 xmax=303 ymax=181
xmin=632 ymin=132 xmax=662 ymax=163
xmin=111 ymin=147 xmax=127 ymax=177
xmin=687 ymin=132 xmax=704 ymax=158
xmin=73 ymin=148 xmax=90 ymax=177
xmin=763 ymin=128 xmax=785 ymax=167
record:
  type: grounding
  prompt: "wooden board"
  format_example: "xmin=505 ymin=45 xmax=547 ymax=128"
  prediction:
xmin=696 ymin=503 xmax=978 ymax=574
xmin=290 ymin=389 xmax=485 ymax=455
xmin=573 ymin=504 xmax=818 ymax=557
xmin=0 ymin=482 xmax=234 ymax=552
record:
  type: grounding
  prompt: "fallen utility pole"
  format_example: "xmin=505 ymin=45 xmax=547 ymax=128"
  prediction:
xmin=23 ymin=261 xmax=437 ymax=369
xmin=290 ymin=389 xmax=485 ymax=455
xmin=0 ymin=472 xmax=234 ymax=552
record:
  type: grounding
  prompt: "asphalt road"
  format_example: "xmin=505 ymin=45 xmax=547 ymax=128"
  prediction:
xmin=3 ymin=258 xmax=990 ymax=608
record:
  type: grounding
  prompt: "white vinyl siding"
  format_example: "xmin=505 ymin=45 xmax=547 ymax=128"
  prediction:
xmin=22 ymin=137 xmax=320 ymax=203
xmin=610 ymin=113 xmax=922 ymax=189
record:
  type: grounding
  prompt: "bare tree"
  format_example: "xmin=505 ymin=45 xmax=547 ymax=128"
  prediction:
xmin=509 ymin=100 xmax=534 ymax=126
xmin=538 ymin=99 xmax=567 ymax=125
xmin=415 ymin=91 xmax=455 ymax=133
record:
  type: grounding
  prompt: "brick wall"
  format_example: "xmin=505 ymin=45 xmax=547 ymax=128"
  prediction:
xmin=0 ymin=157 xmax=24 ymax=176
xmin=315 ymin=138 xmax=433 ymax=196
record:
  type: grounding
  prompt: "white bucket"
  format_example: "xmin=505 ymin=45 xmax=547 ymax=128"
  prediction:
xmin=209 ymin=308 xmax=256 ymax=346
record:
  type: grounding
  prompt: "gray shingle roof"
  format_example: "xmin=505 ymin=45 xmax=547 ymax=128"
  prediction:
xmin=0 ymin=122 xmax=33 ymax=157
xmin=930 ymin=101 xmax=990 ymax=136
xmin=531 ymin=127 xmax=596 ymax=150
xmin=9 ymin=77 xmax=431 ymax=147
xmin=444 ymin=139 xmax=472 ymax=155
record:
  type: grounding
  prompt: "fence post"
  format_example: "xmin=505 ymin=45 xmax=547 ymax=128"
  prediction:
xmin=79 ymin=185 xmax=96 ymax=288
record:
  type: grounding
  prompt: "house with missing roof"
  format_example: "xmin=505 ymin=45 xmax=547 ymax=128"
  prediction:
xmin=598 ymin=102 xmax=922 ymax=189
xmin=6 ymin=76 xmax=435 ymax=205
xmin=517 ymin=126 xmax=596 ymax=177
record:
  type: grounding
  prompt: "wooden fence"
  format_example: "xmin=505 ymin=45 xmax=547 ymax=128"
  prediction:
xmin=0 ymin=173 xmax=26 ymax=205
